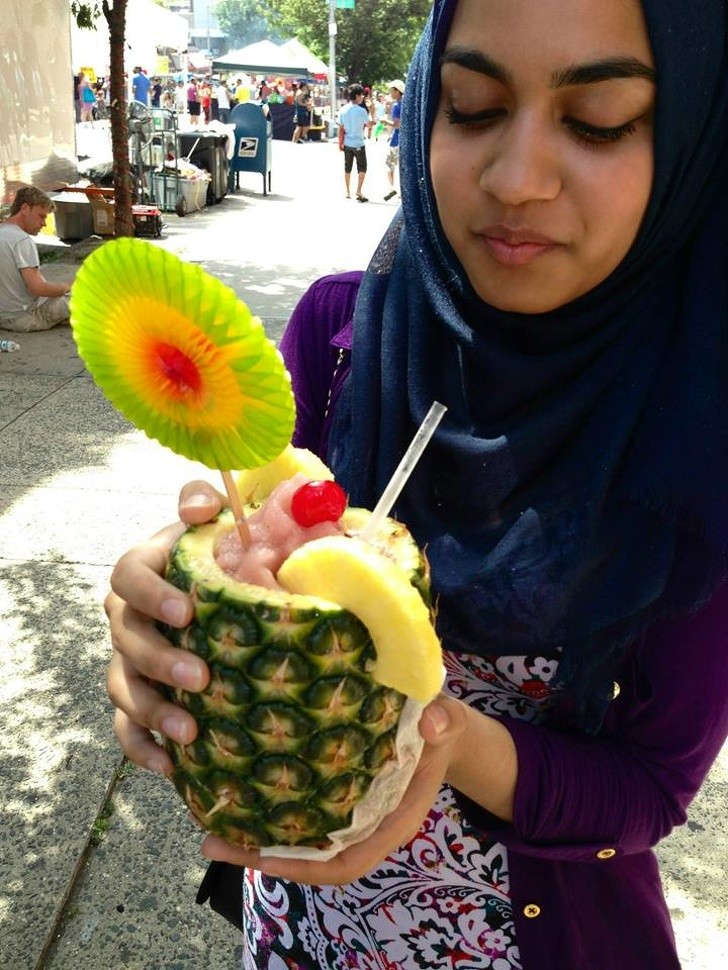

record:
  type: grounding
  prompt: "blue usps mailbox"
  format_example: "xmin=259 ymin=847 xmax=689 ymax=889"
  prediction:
xmin=229 ymin=103 xmax=273 ymax=196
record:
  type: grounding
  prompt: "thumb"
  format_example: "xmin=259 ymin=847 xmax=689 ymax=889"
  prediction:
xmin=419 ymin=694 xmax=468 ymax=745
xmin=178 ymin=480 xmax=226 ymax=525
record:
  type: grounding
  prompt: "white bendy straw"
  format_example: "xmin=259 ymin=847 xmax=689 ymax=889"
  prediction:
xmin=359 ymin=401 xmax=447 ymax=543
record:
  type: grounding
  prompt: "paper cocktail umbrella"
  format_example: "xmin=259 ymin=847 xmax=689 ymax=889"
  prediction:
xmin=69 ymin=238 xmax=296 ymax=542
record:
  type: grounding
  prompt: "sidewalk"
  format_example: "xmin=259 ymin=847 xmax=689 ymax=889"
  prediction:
xmin=1 ymin=138 xmax=726 ymax=970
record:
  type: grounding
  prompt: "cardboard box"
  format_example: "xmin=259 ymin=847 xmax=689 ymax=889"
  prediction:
xmin=90 ymin=197 xmax=115 ymax=236
xmin=52 ymin=193 xmax=94 ymax=240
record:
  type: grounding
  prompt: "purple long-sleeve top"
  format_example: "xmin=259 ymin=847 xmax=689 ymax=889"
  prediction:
xmin=279 ymin=272 xmax=728 ymax=969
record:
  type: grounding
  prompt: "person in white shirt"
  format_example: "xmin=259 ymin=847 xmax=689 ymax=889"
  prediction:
xmin=216 ymin=80 xmax=231 ymax=123
xmin=0 ymin=187 xmax=73 ymax=332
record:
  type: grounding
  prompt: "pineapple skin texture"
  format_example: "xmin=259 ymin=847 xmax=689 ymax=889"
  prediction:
xmin=160 ymin=507 xmax=434 ymax=850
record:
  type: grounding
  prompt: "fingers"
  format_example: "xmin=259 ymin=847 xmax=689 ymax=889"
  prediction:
xmin=178 ymin=479 xmax=227 ymax=525
xmin=105 ymin=483 xmax=225 ymax=777
xmin=113 ymin=708 xmax=172 ymax=775
xmin=105 ymin=529 xmax=211 ymax=773
xmin=106 ymin=588 xmax=206 ymax=686
xmin=107 ymin=631 xmax=203 ymax=733
xmin=108 ymin=522 xmax=191 ymax=628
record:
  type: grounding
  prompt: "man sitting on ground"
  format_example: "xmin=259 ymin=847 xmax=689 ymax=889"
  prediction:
xmin=0 ymin=187 xmax=73 ymax=332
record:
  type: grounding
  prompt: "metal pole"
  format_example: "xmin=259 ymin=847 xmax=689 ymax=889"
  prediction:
xmin=328 ymin=0 xmax=337 ymax=131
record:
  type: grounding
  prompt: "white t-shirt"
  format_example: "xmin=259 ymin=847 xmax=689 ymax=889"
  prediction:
xmin=0 ymin=222 xmax=39 ymax=318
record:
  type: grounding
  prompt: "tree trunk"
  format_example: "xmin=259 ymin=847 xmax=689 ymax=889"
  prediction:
xmin=104 ymin=0 xmax=134 ymax=237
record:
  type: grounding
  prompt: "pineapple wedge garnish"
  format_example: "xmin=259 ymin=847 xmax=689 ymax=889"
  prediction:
xmin=278 ymin=535 xmax=443 ymax=704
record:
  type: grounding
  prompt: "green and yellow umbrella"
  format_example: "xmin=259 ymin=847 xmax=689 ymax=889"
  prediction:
xmin=70 ymin=238 xmax=296 ymax=542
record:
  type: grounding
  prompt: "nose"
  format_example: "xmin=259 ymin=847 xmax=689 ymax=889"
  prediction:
xmin=479 ymin=114 xmax=562 ymax=207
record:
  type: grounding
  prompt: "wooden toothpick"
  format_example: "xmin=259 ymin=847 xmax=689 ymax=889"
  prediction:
xmin=220 ymin=470 xmax=252 ymax=549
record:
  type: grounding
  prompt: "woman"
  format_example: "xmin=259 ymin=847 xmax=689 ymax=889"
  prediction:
xmin=105 ymin=0 xmax=728 ymax=967
xmin=200 ymin=79 xmax=212 ymax=125
xmin=78 ymin=72 xmax=96 ymax=124
xmin=292 ymin=81 xmax=312 ymax=143
xmin=186 ymin=78 xmax=200 ymax=126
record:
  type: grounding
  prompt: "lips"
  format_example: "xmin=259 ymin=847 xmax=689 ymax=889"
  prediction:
xmin=479 ymin=225 xmax=559 ymax=267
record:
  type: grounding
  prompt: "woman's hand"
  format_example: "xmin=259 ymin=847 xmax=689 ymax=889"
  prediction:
xmin=200 ymin=695 xmax=470 ymax=885
xmin=105 ymin=480 xmax=226 ymax=774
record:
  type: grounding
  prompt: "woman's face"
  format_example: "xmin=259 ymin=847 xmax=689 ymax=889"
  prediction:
xmin=430 ymin=0 xmax=656 ymax=313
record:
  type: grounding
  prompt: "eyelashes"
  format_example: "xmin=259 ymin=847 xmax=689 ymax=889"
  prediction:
xmin=444 ymin=105 xmax=504 ymax=128
xmin=443 ymin=104 xmax=638 ymax=145
xmin=564 ymin=118 xmax=637 ymax=144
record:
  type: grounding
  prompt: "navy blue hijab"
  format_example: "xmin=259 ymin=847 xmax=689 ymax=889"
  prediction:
xmin=329 ymin=0 xmax=728 ymax=730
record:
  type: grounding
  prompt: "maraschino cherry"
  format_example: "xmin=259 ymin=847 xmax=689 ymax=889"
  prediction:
xmin=291 ymin=480 xmax=348 ymax=527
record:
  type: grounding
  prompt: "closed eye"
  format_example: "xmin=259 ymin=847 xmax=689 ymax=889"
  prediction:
xmin=444 ymin=105 xmax=505 ymax=130
xmin=564 ymin=117 xmax=637 ymax=145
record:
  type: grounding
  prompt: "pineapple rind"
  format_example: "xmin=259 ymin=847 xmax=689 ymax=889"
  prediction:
xmin=161 ymin=506 xmax=434 ymax=849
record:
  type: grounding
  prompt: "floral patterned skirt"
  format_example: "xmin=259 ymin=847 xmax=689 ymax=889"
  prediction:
xmin=242 ymin=785 xmax=521 ymax=970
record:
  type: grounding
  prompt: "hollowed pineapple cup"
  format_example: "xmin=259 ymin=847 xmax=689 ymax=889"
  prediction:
xmin=160 ymin=506 xmax=442 ymax=860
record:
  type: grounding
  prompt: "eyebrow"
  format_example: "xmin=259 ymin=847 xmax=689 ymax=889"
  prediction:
xmin=552 ymin=58 xmax=656 ymax=87
xmin=440 ymin=47 xmax=656 ymax=88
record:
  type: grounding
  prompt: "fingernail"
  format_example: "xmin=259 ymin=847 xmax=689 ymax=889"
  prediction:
xmin=147 ymin=753 xmax=170 ymax=775
xmin=183 ymin=492 xmax=216 ymax=509
xmin=171 ymin=660 xmax=205 ymax=691
xmin=161 ymin=598 xmax=189 ymax=626
xmin=426 ymin=703 xmax=449 ymax=736
xmin=161 ymin=714 xmax=193 ymax=745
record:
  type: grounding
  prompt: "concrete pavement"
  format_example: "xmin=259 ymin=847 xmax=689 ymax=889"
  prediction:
xmin=0 ymin=137 xmax=726 ymax=970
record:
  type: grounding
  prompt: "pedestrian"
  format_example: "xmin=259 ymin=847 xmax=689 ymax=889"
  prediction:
xmin=151 ymin=76 xmax=162 ymax=108
xmin=373 ymin=91 xmax=387 ymax=140
xmin=0 ymin=187 xmax=73 ymax=332
xmin=383 ymin=78 xmax=405 ymax=200
xmin=200 ymin=79 xmax=212 ymax=125
xmin=216 ymin=79 xmax=231 ymax=124
xmin=234 ymin=77 xmax=247 ymax=103
xmin=255 ymin=82 xmax=271 ymax=119
xmin=362 ymin=86 xmax=376 ymax=138
xmin=78 ymin=72 xmax=96 ymax=124
xmin=291 ymin=82 xmax=312 ymax=143
xmin=104 ymin=1 xmax=728 ymax=968
xmin=210 ymin=80 xmax=219 ymax=122
xmin=94 ymin=81 xmax=109 ymax=121
xmin=132 ymin=66 xmax=150 ymax=106
xmin=73 ymin=72 xmax=82 ymax=122
xmin=186 ymin=78 xmax=201 ymax=126
xmin=174 ymin=79 xmax=187 ymax=116
xmin=338 ymin=83 xmax=371 ymax=201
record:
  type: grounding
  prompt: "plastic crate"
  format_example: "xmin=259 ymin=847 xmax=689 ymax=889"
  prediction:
xmin=151 ymin=174 xmax=207 ymax=214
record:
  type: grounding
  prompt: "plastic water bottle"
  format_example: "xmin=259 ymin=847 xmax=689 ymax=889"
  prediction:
xmin=1 ymin=339 xmax=20 ymax=353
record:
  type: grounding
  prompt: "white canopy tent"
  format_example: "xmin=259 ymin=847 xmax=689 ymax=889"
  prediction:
xmin=212 ymin=40 xmax=305 ymax=77
xmin=71 ymin=0 xmax=188 ymax=76
xmin=278 ymin=38 xmax=329 ymax=78
xmin=212 ymin=40 xmax=312 ymax=78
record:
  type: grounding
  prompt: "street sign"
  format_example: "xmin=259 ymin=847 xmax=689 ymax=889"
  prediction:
xmin=237 ymin=137 xmax=259 ymax=158
xmin=336 ymin=0 xmax=355 ymax=8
